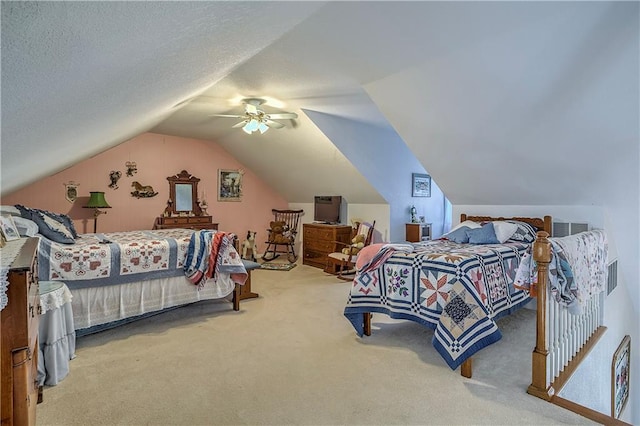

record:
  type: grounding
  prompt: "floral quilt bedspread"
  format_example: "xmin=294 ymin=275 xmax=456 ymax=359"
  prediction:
xmin=344 ymin=240 xmax=531 ymax=370
xmin=38 ymin=229 xmax=196 ymax=288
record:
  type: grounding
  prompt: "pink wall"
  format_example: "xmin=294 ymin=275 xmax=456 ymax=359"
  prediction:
xmin=2 ymin=133 xmax=288 ymax=242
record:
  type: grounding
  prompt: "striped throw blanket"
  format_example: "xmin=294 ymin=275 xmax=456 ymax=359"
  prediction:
xmin=184 ymin=230 xmax=247 ymax=289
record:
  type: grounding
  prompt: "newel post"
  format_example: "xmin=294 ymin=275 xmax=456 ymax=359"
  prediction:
xmin=527 ymin=231 xmax=554 ymax=400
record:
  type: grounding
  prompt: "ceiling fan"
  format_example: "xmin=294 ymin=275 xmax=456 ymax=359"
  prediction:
xmin=210 ymin=98 xmax=298 ymax=134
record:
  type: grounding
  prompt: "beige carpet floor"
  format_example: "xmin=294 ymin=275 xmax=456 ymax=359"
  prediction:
xmin=36 ymin=263 xmax=596 ymax=426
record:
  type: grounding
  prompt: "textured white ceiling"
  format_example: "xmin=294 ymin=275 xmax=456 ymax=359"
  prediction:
xmin=1 ymin=1 xmax=323 ymax=193
xmin=1 ymin=1 xmax=638 ymax=209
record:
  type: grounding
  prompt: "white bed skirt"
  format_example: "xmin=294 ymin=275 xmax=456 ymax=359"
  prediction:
xmin=70 ymin=274 xmax=236 ymax=330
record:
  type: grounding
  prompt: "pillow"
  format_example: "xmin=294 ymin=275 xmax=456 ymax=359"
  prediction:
xmin=491 ymin=221 xmax=519 ymax=243
xmin=15 ymin=205 xmax=78 ymax=240
xmin=506 ymin=220 xmax=537 ymax=243
xmin=16 ymin=205 xmax=76 ymax=244
xmin=0 ymin=205 xmax=21 ymax=216
xmin=12 ymin=217 xmax=39 ymax=237
xmin=466 ymin=222 xmax=500 ymax=244
xmin=30 ymin=210 xmax=75 ymax=244
xmin=447 ymin=220 xmax=482 ymax=234
xmin=53 ymin=211 xmax=78 ymax=238
xmin=442 ymin=226 xmax=471 ymax=243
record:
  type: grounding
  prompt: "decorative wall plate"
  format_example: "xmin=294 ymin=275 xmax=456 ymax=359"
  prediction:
xmin=64 ymin=181 xmax=79 ymax=203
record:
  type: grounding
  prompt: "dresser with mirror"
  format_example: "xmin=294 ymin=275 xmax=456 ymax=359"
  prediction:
xmin=153 ymin=170 xmax=218 ymax=230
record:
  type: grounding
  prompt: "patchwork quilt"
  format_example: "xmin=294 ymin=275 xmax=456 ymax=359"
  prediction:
xmin=39 ymin=229 xmax=198 ymax=288
xmin=514 ymin=229 xmax=607 ymax=315
xmin=344 ymin=240 xmax=531 ymax=370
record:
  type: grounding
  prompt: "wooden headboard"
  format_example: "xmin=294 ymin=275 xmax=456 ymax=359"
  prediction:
xmin=460 ymin=214 xmax=552 ymax=235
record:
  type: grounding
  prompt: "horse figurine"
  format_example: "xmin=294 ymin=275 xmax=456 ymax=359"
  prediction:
xmin=131 ymin=181 xmax=158 ymax=198
xmin=241 ymin=231 xmax=258 ymax=262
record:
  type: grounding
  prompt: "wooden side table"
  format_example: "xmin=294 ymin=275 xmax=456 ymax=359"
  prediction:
xmin=406 ymin=223 xmax=432 ymax=243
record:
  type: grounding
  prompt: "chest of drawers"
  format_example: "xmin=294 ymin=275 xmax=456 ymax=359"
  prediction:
xmin=302 ymin=223 xmax=352 ymax=270
xmin=153 ymin=216 xmax=218 ymax=230
xmin=1 ymin=237 xmax=40 ymax=426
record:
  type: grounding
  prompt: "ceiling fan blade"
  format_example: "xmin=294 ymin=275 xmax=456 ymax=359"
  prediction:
xmin=232 ymin=120 xmax=248 ymax=128
xmin=209 ymin=114 xmax=246 ymax=118
xmin=265 ymin=112 xmax=298 ymax=120
xmin=265 ymin=119 xmax=285 ymax=129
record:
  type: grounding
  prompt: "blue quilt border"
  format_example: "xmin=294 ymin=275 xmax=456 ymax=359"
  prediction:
xmin=344 ymin=296 xmax=532 ymax=371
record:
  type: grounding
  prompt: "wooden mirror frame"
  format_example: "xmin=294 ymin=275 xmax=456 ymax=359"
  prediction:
xmin=166 ymin=170 xmax=203 ymax=216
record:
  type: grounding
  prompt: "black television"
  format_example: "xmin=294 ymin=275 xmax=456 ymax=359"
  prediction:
xmin=314 ymin=196 xmax=341 ymax=224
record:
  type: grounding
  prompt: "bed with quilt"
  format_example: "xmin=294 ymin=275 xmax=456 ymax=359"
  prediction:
xmin=343 ymin=214 xmax=552 ymax=378
xmin=8 ymin=205 xmax=248 ymax=336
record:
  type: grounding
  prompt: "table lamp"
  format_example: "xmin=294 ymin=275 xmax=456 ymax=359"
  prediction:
xmin=83 ymin=191 xmax=111 ymax=233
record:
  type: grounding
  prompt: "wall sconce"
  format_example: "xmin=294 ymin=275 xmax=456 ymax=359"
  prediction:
xmin=83 ymin=191 xmax=111 ymax=233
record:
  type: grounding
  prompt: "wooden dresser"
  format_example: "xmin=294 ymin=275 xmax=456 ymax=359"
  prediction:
xmin=1 ymin=237 xmax=40 ymax=426
xmin=302 ymin=223 xmax=352 ymax=270
xmin=153 ymin=216 xmax=218 ymax=230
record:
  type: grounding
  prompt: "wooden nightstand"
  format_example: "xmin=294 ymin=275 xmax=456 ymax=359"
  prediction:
xmin=405 ymin=223 xmax=432 ymax=242
xmin=1 ymin=238 xmax=41 ymax=425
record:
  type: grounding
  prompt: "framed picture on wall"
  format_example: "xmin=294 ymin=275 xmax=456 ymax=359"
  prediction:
xmin=412 ymin=173 xmax=431 ymax=197
xmin=218 ymin=169 xmax=243 ymax=202
xmin=612 ymin=335 xmax=631 ymax=419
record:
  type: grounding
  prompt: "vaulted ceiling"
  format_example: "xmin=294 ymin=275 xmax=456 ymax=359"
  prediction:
xmin=2 ymin=1 xmax=638 ymax=209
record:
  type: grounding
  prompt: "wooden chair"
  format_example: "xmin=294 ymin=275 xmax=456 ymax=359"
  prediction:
xmin=261 ymin=209 xmax=304 ymax=263
xmin=326 ymin=221 xmax=376 ymax=280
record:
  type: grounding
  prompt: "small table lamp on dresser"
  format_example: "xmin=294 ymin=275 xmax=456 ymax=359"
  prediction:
xmin=83 ymin=191 xmax=111 ymax=233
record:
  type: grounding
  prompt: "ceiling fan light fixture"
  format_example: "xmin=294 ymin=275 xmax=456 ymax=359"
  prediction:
xmin=243 ymin=119 xmax=260 ymax=134
xmin=212 ymin=97 xmax=295 ymax=134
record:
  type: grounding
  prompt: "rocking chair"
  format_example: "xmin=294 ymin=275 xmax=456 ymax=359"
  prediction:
xmin=261 ymin=209 xmax=304 ymax=263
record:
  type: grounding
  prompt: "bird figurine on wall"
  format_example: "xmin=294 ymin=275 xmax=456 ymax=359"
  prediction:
xmin=109 ymin=170 xmax=122 ymax=189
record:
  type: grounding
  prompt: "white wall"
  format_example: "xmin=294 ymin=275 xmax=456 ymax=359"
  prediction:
xmin=341 ymin=203 xmax=390 ymax=243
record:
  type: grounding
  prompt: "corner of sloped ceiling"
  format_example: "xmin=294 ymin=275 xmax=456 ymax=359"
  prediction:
xmin=363 ymin=1 xmax=638 ymax=208
xmin=304 ymin=108 xmax=448 ymax=239
xmin=300 ymin=109 xmax=387 ymax=204
xmin=219 ymin=109 xmax=384 ymax=205
xmin=0 ymin=1 xmax=324 ymax=195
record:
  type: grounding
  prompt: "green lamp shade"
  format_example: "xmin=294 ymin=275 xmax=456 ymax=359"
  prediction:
xmin=84 ymin=191 xmax=111 ymax=209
